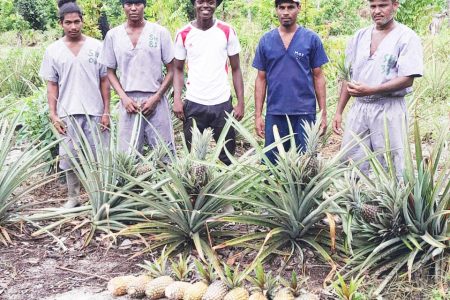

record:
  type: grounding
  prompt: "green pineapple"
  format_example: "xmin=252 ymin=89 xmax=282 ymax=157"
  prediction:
xmin=184 ymin=260 xmax=216 ymax=300
xmin=352 ymin=200 xmax=382 ymax=224
xmin=165 ymin=255 xmax=194 ymax=300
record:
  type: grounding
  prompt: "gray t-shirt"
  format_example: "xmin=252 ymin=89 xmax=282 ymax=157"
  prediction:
xmin=99 ymin=21 xmax=174 ymax=93
xmin=346 ymin=21 xmax=423 ymax=99
xmin=39 ymin=36 xmax=107 ymax=118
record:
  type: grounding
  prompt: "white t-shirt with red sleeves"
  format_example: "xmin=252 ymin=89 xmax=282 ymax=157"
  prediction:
xmin=174 ymin=20 xmax=241 ymax=106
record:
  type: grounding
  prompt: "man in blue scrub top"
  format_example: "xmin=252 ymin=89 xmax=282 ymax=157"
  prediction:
xmin=253 ymin=0 xmax=328 ymax=164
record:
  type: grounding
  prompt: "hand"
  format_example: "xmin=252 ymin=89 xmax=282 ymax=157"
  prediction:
xmin=319 ymin=114 xmax=328 ymax=136
xmin=173 ymin=99 xmax=185 ymax=121
xmin=142 ymin=94 xmax=160 ymax=115
xmin=332 ymin=113 xmax=344 ymax=135
xmin=347 ymin=82 xmax=375 ymax=97
xmin=121 ymin=96 xmax=139 ymax=114
xmin=255 ymin=116 xmax=265 ymax=138
xmin=233 ymin=102 xmax=245 ymax=121
xmin=100 ymin=114 xmax=110 ymax=131
xmin=50 ymin=115 xmax=66 ymax=135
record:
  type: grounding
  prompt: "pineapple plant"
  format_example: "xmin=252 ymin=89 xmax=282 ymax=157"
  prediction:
xmin=140 ymin=249 xmax=174 ymax=300
xmin=107 ymin=275 xmax=136 ymax=296
xmin=184 ymin=260 xmax=216 ymax=300
xmin=165 ymin=255 xmax=194 ymax=300
xmin=127 ymin=274 xmax=153 ymax=298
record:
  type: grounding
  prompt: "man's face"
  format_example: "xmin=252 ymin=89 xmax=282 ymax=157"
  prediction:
xmin=369 ymin=0 xmax=399 ymax=27
xmin=61 ymin=12 xmax=83 ymax=39
xmin=123 ymin=2 xmax=145 ymax=22
xmin=276 ymin=2 xmax=300 ymax=28
xmin=194 ymin=0 xmax=217 ymax=21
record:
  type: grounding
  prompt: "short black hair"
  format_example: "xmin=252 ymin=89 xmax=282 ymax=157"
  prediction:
xmin=58 ymin=0 xmax=83 ymax=21
xmin=190 ymin=0 xmax=224 ymax=6
xmin=275 ymin=0 xmax=300 ymax=7
xmin=121 ymin=0 xmax=147 ymax=6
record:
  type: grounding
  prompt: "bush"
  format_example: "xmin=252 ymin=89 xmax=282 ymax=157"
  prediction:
xmin=15 ymin=0 xmax=57 ymax=31
xmin=0 ymin=0 xmax=29 ymax=32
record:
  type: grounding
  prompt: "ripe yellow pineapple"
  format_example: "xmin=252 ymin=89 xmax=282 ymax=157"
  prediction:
xmin=224 ymin=287 xmax=249 ymax=300
xmin=273 ymin=288 xmax=295 ymax=300
xmin=202 ymin=280 xmax=229 ymax=300
xmin=146 ymin=276 xmax=174 ymax=300
xmin=127 ymin=274 xmax=152 ymax=298
xmin=249 ymin=292 xmax=267 ymax=300
xmin=184 ymin=260 xmax=216 ymax=300
xmin=107 ymin=275 xmax=135 ymax=296
xmin=165 ymin=255 xmax=194 ymax=300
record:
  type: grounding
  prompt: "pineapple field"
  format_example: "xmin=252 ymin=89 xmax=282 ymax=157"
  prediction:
xmin=0 ymin=0 xmax=449 ymax=299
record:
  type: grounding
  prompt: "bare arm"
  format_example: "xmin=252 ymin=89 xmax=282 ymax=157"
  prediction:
xmin=312 ymin=67 xmax=327 ymax=135
xmin=254 ymin=70 xmax=267 ymax=138
xmin=347 ymin=76 xmax=415 ymax=97
xmin=229 ymin=54 xmax=245 ymax=121
xmin=332 ymin=81 xmax=352 ymax=135
xmin=47 ymin=81 xmax=65 ymax=135
xmin=99 ymin=76 xmax=111 ymax=130
xmin=106 ymin=68 xmax=138 ymax=113
xmin=173 ymin=58 xmax=186 ymax=120
xmin=142 ymin=60 xmax=174 ymax=115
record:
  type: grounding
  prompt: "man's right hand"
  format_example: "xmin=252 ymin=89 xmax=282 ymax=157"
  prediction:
xmin=332 ymin=113 xmax=344 ymax=135
xmin=122 ymin=96 xmax=139 ymax=114
xmin=255 ymin=116 xmax=265 ymax=138
xmin=173 ymin=100 xmax=185 ymax=121
xmin=50 ymin=115 xmax=66 ymax=135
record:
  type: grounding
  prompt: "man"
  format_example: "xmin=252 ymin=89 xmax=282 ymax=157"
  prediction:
xmin=99 ymin=0 xmax=175 ymax=155
xmin=332 ymin=0 xmax=423 ymax=176
xmin=39 ymin=0 xmax=110 ymax=208
xmin=173 ymin=0 xmax=245 ymax=166
xmin=253 ymin=0 xmax=328 ymax=164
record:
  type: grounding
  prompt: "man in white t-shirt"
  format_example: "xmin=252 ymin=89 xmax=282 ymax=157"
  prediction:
xmin=173 ymin=0 xmax=245 ymax=165
xmin=39 ymin=0 xmax=110 ymax=208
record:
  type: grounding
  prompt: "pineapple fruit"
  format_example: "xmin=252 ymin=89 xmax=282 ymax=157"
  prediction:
xmin=352 ymin=201 xmax=381 ymax=224
xmin=165 ymin=255 xmax=193 ymax=300
xmin=184 ymin=260 xmax=216 ymax=300
xmin=127 ymin=274 xmax=152 ymax=298
xmin=273 ymin=288 xmax=295 ymax=300
xmin=249 ymin=292 xmax=267 ymax=300
xmin=202 ymin=280 xmax=229 ymax=300
xmin=247 ymin=263 xmax=276 ymax=300
xmin=107 ymin=275 xmax=135 ymax=296
xmin=224 ymin=287 xmax=249 ymax=300
xmin=146 ymin=276 xmax=174 ymax=300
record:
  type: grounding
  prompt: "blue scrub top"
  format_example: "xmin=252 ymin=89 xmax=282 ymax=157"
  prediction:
xmin=252 ymin=27 xmax=329 ymax=115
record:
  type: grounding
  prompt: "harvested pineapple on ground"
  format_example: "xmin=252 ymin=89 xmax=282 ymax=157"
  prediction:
xmin=165 ymin=255 xmax=194 ymax=300
xmin=139 ymin=249 xmax=175 ymax=300
xmin=247 ymin=263 xmax=276 ymax=300
xmin=204 ymin=264 xmax=249 ymax=300
xmin=202 ymin=280 xmax=229 ymax=300
xmin=127 ymin=274 xmax=152 ymax=298
xmin=273 ymin=288 xmax=295 ymax=300
xmin=184 ymin=260 xmax=216 ymax=300
xmin=107 ymin=275 xmax=136 ymax=296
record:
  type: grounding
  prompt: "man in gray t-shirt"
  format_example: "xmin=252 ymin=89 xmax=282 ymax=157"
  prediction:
xmin=99 ymin=0 xmax=175 ymax=155
xmin=39 ymin=0 xmax=110 ymax=208
xmin=332 ymin=0 xmax=423 ymax=177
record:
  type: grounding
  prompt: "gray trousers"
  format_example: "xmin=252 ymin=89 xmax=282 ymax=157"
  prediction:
xmin=59 ymin=115 xmax=110 ymax=170
xmin=118 ymin=92 xmax=175 ymax=155
xmin=341 ymin=97 xmax=407 ymax=177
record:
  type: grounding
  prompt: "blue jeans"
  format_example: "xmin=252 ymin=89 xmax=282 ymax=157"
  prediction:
xmin=264 ymin=114 xmax=316 ymax=164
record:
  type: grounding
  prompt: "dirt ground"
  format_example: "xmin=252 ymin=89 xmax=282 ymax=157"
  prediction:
xmin=0 ymin=134 xmax=363 ymax=300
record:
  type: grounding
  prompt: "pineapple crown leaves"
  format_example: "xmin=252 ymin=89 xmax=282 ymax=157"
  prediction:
xmin=301 ymin=113 xmax=324 ymax=156
xmin=278 ymin=271 xmax=308 ymax=297
xmin=247 ymin=263 xmax=276 ymax=294
xmin=189 ymin=123 xmax=213 ymax=161
xmin=332 ymin=273 xmax=365 ymax=300
xmin=138 ymin=247 xmax=171 ymax=277
xmin=194 ymin=260 xmax=216 ymax=284
xmin=220 ymin=264 xmax=247 ymax=289
xmin=170 ymin=254 xmax=193 ymax=281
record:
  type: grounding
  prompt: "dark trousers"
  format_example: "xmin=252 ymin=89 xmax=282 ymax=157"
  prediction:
xmin=183 ymin=99 xmax=236 ymax=165
xmin=264 ymin=114 xmax=316 ymax=164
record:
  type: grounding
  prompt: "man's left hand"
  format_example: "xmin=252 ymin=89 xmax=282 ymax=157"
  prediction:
xmin=100 ymin=114 xmax=110 ymax=131
xmin=347 ymin=82 xmax=375 ymax=97
xmin=233 ymin=102 xmax=245 ymax=121
xmin=142 ymin=94 xmax=161 ymax=115
xmin=319 ymin=114 xmax=327 ymax=136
